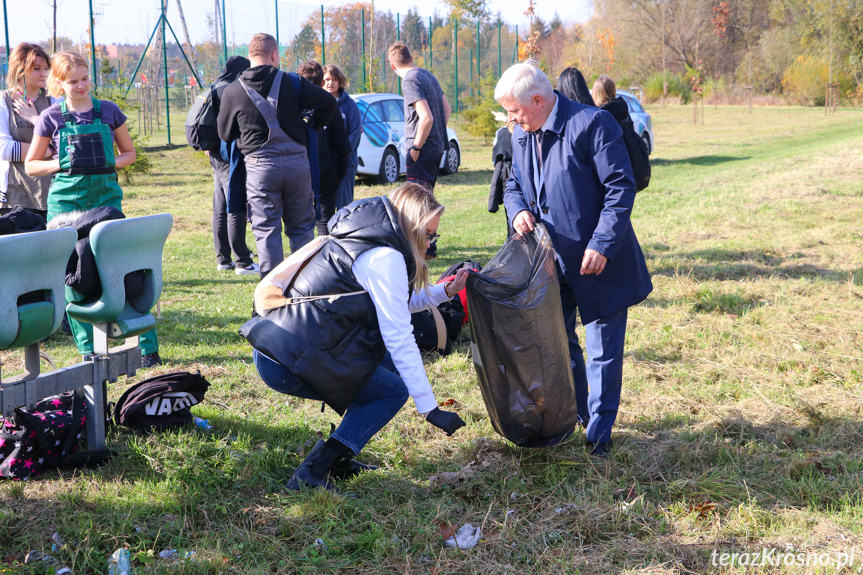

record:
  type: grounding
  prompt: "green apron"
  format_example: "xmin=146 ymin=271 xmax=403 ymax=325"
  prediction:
xmin=46 ymin=98 xmax=123 ymax=222
xmin=48 ymin=98 xmax=158 ymax=356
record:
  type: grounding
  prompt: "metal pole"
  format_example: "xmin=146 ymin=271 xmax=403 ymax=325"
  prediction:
xmin=454 ymin=19 xmax=458 ymax=117
xmin=476 ymin=19 xmax=480 ymax=88
xmin=320 ymin=5 xmax=325 ymax=65
xmin=515 ymin=25 xmax=518 ymax=63
xmin=275 ymin=0 xmax=280 ymax=63
xmin=161 ymin=11 xmax=171 ymax=146
xmin=396 ymin=13 xmax=401 ymax=95
xmin=3 ymin=0 xmax=10 ymax=60
xmin=221 ymin=0 xmax=227 ymax=61
xmin=89 ymin=0 xmax=98 ymax=91
xmin=469 ymin=49 xmax=472 ymax=99
xmin=498 ymin=21 xmax=501 ymax=76
xmin=124 ymin=21 xmax=160 ymax=96
xmin=428 ymin=16 xmax=432 ymax=69
xmin=361 ymin=9 xmax=366 ymax=91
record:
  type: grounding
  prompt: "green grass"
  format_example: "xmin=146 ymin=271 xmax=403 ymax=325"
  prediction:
xmin=2 ymin=104 xmax=863 ymax=574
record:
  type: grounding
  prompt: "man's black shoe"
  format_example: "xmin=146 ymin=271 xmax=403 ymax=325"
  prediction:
xmin=589 ymin=442 xmax=611 ymax=459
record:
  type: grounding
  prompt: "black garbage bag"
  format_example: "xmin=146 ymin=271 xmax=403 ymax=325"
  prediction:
xmin=466 ymin=223 xmax=578 ymax=447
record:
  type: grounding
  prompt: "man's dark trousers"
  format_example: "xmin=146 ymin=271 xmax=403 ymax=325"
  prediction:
xmin=406 ymin=148 xmax=442 ymax=190
xmin=559 ymin=267 xmax=628 ymax=445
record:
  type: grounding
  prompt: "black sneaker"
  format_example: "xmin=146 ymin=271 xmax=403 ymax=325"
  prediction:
xmin=141 ymin=352 xmax=163 ymax=368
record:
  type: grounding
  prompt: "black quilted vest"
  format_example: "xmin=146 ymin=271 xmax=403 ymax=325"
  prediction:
xmin=246 ymin=196 xmax=415 ymax=414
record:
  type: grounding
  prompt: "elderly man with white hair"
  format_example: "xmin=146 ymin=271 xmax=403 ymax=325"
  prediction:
xmin=495 ymin=60 xmax=653 ymax=458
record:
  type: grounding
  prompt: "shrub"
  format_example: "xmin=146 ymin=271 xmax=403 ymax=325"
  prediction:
xmin=782 ymin=55 xmax=829 ymax=106
xmin=644 ymin=71 xmax=691 ymax=103
xmin=461 ymin=72 xmax=503 ymax=142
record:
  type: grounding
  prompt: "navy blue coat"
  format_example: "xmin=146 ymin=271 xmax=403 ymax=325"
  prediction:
xmin=503 ymin=92 xmax=652 ymax=324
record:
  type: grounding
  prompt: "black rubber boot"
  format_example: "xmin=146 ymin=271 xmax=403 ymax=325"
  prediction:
xmin=329 ymin=455 xmax=379 ymax=480
xmin=286 ymin=438 xmax=352 ymax=492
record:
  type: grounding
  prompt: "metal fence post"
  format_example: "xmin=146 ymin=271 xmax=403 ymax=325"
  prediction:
xmin=161 ymin=10 xmax=171 ymax=146
xmin=361 ymin=9 xmax=366 ymax=92
xmin=222 ymin=0 xmax=227 ymax=61
xmin=476 ymin=19 xmax=480 ymax=89
xmin=515 ymin=25 xmax=518 ymax=64
xmin=397 ymin=13 xmax=401 ymax=95
xmin=321 ymin=5 xmax=325 ymax=65
xmin=89 ymin=0 xmax=97 ymax=91
xmin=430 ymin=16 xmax=432 ymax=68
xmin=498 ymin=21 xmax=501 ymax=76
xmin=3 ymin=0 xmax=9 ymax=60
xmin=454 ymin=19 xmax=459 ymax=117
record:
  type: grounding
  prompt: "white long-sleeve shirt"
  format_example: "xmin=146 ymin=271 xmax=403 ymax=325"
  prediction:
xmin=352 ymin=246 xmax=452 ymax=413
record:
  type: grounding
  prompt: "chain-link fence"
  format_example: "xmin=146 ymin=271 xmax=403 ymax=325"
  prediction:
xmin=3 ymin=0 xmax=525 ymax=140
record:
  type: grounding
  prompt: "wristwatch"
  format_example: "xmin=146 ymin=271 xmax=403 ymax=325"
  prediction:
xmin=409 ymin=144 xmax=422 ymax=152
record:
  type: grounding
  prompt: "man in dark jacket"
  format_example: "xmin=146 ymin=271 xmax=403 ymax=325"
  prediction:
xmin=496 ymin=60 xmax=653 ymax=458
xmin=209 ymin=56 xmax=257 ymax=275
xmin=217 ymin=33 xmax=336 ymax=276
xmin=297 ymin=60 xmax=350 ymax=236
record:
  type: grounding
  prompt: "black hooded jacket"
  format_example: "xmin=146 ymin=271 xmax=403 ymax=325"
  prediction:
xmin=600 ymin=97 xmax=651 ymax=192
xmin=241 ymin=196 xmax=415 ymax=414
xmin=217 ymin=65 xmax=337 ymax=155
xmin=48 ymin=207 xmax=145 ymax=300
xmin=212 ymin=56 xmax=250 ymax=110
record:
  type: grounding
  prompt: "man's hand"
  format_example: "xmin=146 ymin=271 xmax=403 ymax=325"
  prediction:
xmin=580 ymin=249 xmax=607 ymax=275
xmin=513 ymin=210 xmax=536 ymax=235
xmin=410 ymin=147 xmax=420 ymax=161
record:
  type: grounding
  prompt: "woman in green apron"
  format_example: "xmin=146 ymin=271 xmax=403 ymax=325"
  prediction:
xmin=25 ymin=52 xmax=162 ymax=368
xmin=0 ymin=42 xmax=55 ymax=219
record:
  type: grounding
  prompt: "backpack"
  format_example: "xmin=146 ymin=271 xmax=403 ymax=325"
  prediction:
xmin=622 ymin=128 xmax=651 ymax=192
xmin=114 ymin=371 xmax=210 ymax=432
xmin=437 ymin=260 xmax=483 ymax=326
xmin=1 ymin=392 xmax=87 ymax=480
xmin=411 ymin=303 xmax=464 ymax=355
xmin=409 ymin=260 xmax=483 ymax=354
xmin=185 ymin=80 xmax=229 ymax=152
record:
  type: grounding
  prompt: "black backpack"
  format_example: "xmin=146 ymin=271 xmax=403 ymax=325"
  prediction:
xmin=185 ymin=81 xmax=229 ymax=152
xmin=114 ymin=371 xmax=210 ymax=432
xmin=622 ymin=128 xmax=651 ymax=192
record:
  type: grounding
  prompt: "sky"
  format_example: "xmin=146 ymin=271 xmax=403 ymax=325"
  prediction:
xmin=4 ymin=0 xmax=594 ymax=49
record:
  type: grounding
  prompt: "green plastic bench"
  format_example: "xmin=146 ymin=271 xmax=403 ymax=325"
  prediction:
xmin=0 ymin=227 xmax=77 ymax=383
xmin=66 ymin=213 xmax=173 ymax=356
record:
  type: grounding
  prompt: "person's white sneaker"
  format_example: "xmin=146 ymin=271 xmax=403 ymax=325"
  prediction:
xmin=235 ymin=262 xmax=260 ymax=275
xmin=217 ymin=262 xmax=235 ymax=271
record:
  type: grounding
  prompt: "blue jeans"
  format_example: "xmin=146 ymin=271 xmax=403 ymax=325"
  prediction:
xmin=253 ymin=350 xmax=409 ymax=454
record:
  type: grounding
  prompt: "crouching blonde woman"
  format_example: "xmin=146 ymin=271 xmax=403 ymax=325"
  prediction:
xmin=242 ymin=182 xmax=468 ymax=491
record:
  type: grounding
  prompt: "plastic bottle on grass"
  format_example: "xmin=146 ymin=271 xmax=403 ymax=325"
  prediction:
xmin=107 ymin=548 xmax=131 ymax=575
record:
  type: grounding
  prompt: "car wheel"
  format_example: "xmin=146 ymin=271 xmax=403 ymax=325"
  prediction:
xmin=641 ymin=132 xmax=652 ymax=155
xmin=377 ymin=148 xmax=400 ymax=184
xmin=440 ymin=141 xmax=460 ymax=175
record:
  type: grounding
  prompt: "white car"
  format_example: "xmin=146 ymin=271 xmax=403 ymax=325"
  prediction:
xmin=618 ymin=89 xmax=654 ymax=155
xmin=351 ymin=93 xmax=461 ymax=184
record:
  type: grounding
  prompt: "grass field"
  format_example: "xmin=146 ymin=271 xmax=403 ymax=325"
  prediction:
xmin=2 ymin=104 xmax=863 ymax=574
